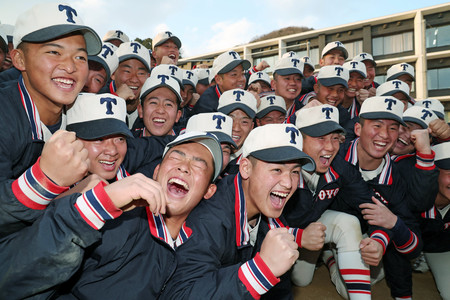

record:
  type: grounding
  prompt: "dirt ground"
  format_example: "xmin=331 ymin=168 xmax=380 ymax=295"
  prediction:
xmin=292 ymin=264 xmax=441 ymax=299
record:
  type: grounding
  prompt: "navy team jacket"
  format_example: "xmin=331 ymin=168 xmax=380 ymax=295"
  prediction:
xmin=161 ymin=174 xmax=303 ymax=300
xmin=189 ymin=85 xmax=222 ymax=117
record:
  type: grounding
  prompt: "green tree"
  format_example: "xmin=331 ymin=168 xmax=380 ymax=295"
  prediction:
xmin=134 ymin=37 xmax=152 ymax=50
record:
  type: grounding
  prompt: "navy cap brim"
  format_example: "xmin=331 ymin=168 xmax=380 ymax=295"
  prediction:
xmin=119 ymin=54 xmax=150 ymax=72
xmin=387 ymin=72 xmax=415 ymax=81
xmin=0 ymin=38 xmax=7 ymax=53
xmin=275 ymin=68 xmax=303 ymax=77
xmin=182 ymin=79 xmax=196 ymax=93
xmin=197 ymin=78 xmax=209 ymax=85
xmin=380 ymin=90 xmax=411 ymax=103
xmin=88 ymin=55 xmax=111 ymax=80
xmin=300 ymin=121 xmax=345 ymax=137
xmin=67 ymin=118 xmax=133 ymax=140
xmin=250 ymin=147 xmax=316 ymax=172
xmin=218 ymin=59 xmax=251 ymax=74
xmin=140 ymin=83 xmax=182 ymax=106
xmin=403 ymin=117 xmax=427 ymax=129
xmin=318 ymin=77 xmax=348 ymax=88
xmin=21 ymin=24 xmax=101 ymax=56
xmin=211 ymin=131 xmax=237 ymax=148
xmin=360 ymin=112 xmax=406 ymax=126
xmin=433 ymin=111 xmax=445 ymax=120
xmin=154 ymin=36 xmax=182 ymax=49
xmin=435 ymin=158 xmax=450 ymax=170
xmin=218 ymin=103 xmax=256 ymax=119
xmin=256 ymin=106 xmax=286 ymax=119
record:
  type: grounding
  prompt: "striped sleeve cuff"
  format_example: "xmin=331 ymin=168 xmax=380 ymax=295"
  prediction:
xmin=12 ymin=157 xmax=70 ymax=210
xmin=75 ymin=181 xmax=122 ymax=230
xmin=370 ymin=230 xmax=390 ymax=255
xmin=288 ymin=227 xmax=303 ymax=248
xmin=391 ymin=217 xmax=419 ymax=254
xmin=238 ymin=252 xmax=280 ymax=299
xmin=415 ymin=151 xmax=435 ymax=170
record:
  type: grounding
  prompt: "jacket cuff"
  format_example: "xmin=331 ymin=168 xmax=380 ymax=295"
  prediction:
xmin=289 ymin=227 xmax=303 ymax=248
xmin=75 ymin=181 xmax=123 ymax=230
xmin=238 ymin=252 xmax=280 ymax=299
xmin=370 ymin=230 xmax=390 ymax=255
xmin=391 ymin=218 xmax=419 ymax=254
xmin=415 ymin=151 xmax=435 ymax=170
xmin=12 ymin=157 xmax=70 ymax=210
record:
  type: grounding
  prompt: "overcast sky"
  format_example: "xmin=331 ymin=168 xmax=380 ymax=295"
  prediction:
xmin=1 ymin=0 xmax=448 ymax=57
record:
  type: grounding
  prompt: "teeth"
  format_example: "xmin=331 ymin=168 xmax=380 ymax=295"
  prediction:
xmin=288 ymin=89 xmax=296 ymax=92
xmin=348 ymin=88 xmax=356 ymax=92
xmin=99 ymin=160 xmax=114 ymax=165
xmin=374 ymin=142 xmax=387 ymax=147
xmin=398 ymin=138 xmax=409 ymax=146
xmin=128 ymin=86 xmax=138 ymax=90
xmin=232 ymin=135 xmax=240 ymax=140
xmin=272 ymin=191 xmax=288 ymax=198
xmin=53 ymin=78 xmax=74 ymax=85
xmin=168 ymin=178 xmax=189 ymax=191
xmin=153 ymin=118 xmax=166 ymax=123
xmin=322 ymin=155 xmax=332 ymax=159
xmin=169 ymin=55 xmax=175 ymax=59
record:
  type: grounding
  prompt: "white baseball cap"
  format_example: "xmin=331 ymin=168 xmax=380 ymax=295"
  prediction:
xmin=185 ymin=112 xmax=237 ymax=148
xmin=151 ymin=64 xmax=183 ymax=88
xmin=359 ymin=96 xmax=406 ymax=126
xmin=164 ymin=131 xmax=223 ymax=182
xmin=273 ymin=56 xmax=304 ymax=77
xmin=296 ymin=104 xmax=345 ymax=137
xmin=317 ymin=65 xmax=349 ymax=88
xmin=194 ymin=68 xmax=210 ymax=85
xmin=414 ymin=99 xmax=445 ymax=120
xmin=353 ymin=52 xmax=376 ymax=67
xmin=301 ymin=56 xmax=315 ymax=71
xmin=217 ymin=89 xmax=257 ymax=119
xmin=103 ymin=29 xmax=130 ymax=44
xmin=88 ymin=42 xmax=119 ymax=80
xmin=13 ymin=2 xmax=101 ymax=55
xmin=248 ymin=71 xmax=271 ymax=86
xmin=66 ymin=93 xmax=132 ymax=139
xmin=153 ymin=31 xmax=181 ymax=50
xmin=402 ymin=106 xmax=437 ymax=129
xmin=182 ymin=69 xmax=198 ymax=91
xmin=432 ymin=142 xmax=450 ymax=170
xmin=376 ymin=80 xmax=411 ymax=103
xmin=322 ymin=41 xmax=348 ymax=59
xmin=212 ymin=50 xmax=251 ymax=75
xmin=343 ymin=60 xmax=367 ymax=78
xmin=242 ymin=124 xmax=315 ymax=171
xmin=386 ymin=63 xmax=415 ymax=81
xmin=140 ymin=73 xmax=182 ymax=105
xmin=256 ymin=95 xmax=286 ymax=119
xmin=117 ymin=41 xmax=151 ymax=72
xmin=282 ymin=51 xmax=299 ymax=59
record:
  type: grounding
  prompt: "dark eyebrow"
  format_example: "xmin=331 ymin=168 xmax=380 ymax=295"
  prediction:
xmin=43 ymin=43 xmax=87 ymax=54
xmin=172 ymin=149 xmax=208 ymax=167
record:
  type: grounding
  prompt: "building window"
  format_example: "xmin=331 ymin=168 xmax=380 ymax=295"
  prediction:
xmin=253 ymin=55 xmax=278 ymax=74
xmin=426 ymin=24 xmax=450 ymax=48
xmin=343 ymin=40 xmax=363 ymax=60
xmin=427 ymin=67 xmax=450 ymax=90
xmin=372 ymin=32 xmax=413 ymax=56
xmin=295 ymin=48 xmax=319 ymax=66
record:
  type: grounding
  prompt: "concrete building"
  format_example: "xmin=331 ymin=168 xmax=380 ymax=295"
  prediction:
xmin=178 ymin=3 xmax=450 ymax=119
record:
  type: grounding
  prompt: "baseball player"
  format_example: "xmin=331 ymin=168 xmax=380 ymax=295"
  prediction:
xmin=341 ymin=60 xmax=367 ymax=119
xmin=161 ymin=124 xmax=325 ymax=299
xmin=102 ymin=29 xmax=130 ymax=47
xmin=0 ymin=3 xmax=102 ymax=236
xmin=152 ymin=31 xmax=181 ymax=65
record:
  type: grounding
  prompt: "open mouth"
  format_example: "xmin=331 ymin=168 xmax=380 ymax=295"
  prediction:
xmin=232 ymin=134 xmax=240 ymax=142
xmin=152 ymin=118 xmax=166 ymax=125
xmin=319 ymin=154 xmax=332 ymax=166
xmin=168 ymin=54 xmax=176 ymax=60
xmin=373 ymin=141 xmax=388 ymax=150
xmin=167 ymin=177 xmax=189 ymax=196
xmin=270 ymin=191 xmax=289 ymax=209
xmin=99 ymin=160 xmax=116 ymax=171
xmin=52 ymin=77 xmax=74 ymax=89
xmin=326 ymin=99 xmax=338 ymax=106
xmin=397 ymin=137 xmax=409 ymax=146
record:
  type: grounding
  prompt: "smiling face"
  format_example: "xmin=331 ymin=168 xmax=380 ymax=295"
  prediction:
xmin=355 ymin=118 xmax=400 ymax=170
xmin=215 ymin=64 xmax=246 ymax=92
xmin=138 ymin=87 xmax=181 ymax=137
xmin=229 ymin=109 xmax=254 ymax=150
xmin=112 ymin=58 xmax=149 ymax=111
xmin=346 ymin=72 xmax=364 ymax=98
xmin=362 ymin=60 xmax=376 ymax=88
xmin=153 ymin=40 xmax=180 ymax=65
xmin=240 ymin=157 xmax=301 ymax=220
xmin=155 ymin=142 xmax=216 ymax=220
xmin=320 ymin=49 xmax=346 ymax=66
xmin=314 ymin=83 xmax=346 ymax=107
xmin=271 ymin=73 xmax=302 ymax=104
xmin=302 ymin=133 xmax=341 ymax=174
xmin=82 ymin=60 xmax=107 ymax=93
xmin=13 ymin=34 xmax=89 ymax=114
xmin=81 ymin=135 xmax=127 ymax=180
xmin=256 ymin=110 xmax=285 ymax=126
xmin=392 ymin=121 xmax=423 ymax=155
